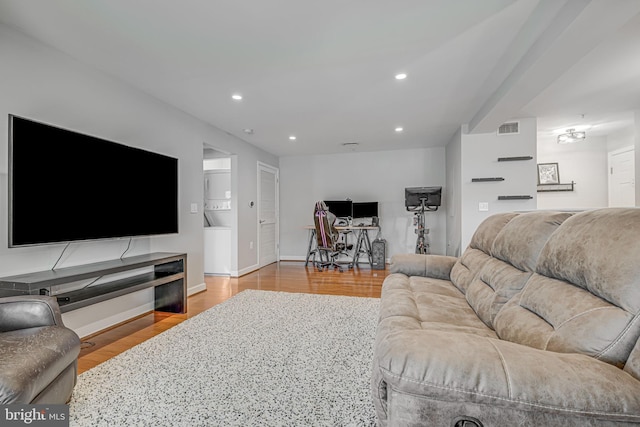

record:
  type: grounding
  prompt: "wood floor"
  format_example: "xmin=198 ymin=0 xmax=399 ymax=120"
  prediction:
xmin=77 ymin=261 xmax=389 ymax=374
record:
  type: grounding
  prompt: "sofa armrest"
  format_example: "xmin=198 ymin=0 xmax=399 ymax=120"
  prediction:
xmin=389 ymin=254 xmax=457 ymax=280
xmin=0 ymin=296 xmax=65 ymax=333
xmin=374 ymin=330 xmax=640 ymax=423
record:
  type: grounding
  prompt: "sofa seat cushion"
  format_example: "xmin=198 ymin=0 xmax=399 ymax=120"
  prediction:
xmin=382 ymin=273 xmax=464 ymax=299
xmin=379 ymin=274 xmax=497 ymax=339
xmin=0 ymin=326 xmax=80 ymax=403
xmin=374 ymin=330 xmax=640 ymax=424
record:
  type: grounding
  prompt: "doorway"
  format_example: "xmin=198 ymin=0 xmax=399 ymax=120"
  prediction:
xmin=258 ymin=162 xmax=279 ymax=267
xmin=608 ymin=146 xmax=635 ymax=207
xmin=203 ymin=145 xmax=233 ymax=275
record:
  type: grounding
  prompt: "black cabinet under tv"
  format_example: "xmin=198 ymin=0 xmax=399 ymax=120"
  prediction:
xmin=0 ymin=252 xmax=187 ymax=313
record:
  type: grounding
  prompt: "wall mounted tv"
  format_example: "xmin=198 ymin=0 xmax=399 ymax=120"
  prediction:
xmin=8 ymin=115 xmax=179 ymax=247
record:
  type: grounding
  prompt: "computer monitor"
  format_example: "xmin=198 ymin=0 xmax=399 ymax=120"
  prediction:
xmin=405 ymin=186 xmax=442 ymax=211
xmin=324 ymin=200 xmax=353 ymax=218
xmin=352 ymin=202 xmax=378 ymax=219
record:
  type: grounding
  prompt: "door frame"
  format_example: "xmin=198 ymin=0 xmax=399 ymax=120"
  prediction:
xmin=257 ymin=162 xmax=280 ymax=267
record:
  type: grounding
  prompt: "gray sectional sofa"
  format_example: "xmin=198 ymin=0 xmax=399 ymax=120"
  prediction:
xmin=372 ymin=208 xmax=640 ymax=426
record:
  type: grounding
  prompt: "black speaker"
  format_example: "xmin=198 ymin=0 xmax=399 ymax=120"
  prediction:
xmin=371 ymin=239 xmax=386 ymax=270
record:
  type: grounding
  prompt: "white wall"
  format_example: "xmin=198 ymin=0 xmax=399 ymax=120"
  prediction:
xmin=446 ymin=118 xmax=538 ymax=251
xmin=607 ymin=125 xmax=635 ymax=152
xmin=537 ymin=133 xmax=608 ymax=210
xmin=445 ymin=128 xmax=462 ymax=256
xmin=0 ymin=24 xmax=277 ymax=336
xmin=636 ymin=111 xmax=640 ymax=205
xmin=279 ymin=147 xmax=447 ymax=262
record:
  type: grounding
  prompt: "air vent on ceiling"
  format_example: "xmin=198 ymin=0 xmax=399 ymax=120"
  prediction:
xmin=497 ymin=121 xmax=519 ymax=135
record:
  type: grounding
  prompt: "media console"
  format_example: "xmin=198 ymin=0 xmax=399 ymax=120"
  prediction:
xmin=0 ymin=252 xmax=187 ymax=313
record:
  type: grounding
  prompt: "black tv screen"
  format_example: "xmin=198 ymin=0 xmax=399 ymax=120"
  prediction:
xmin=352 ymin=202 xmax=378 ymax=218
xmin=405 ymin=186 xmax=442 ymax=209
xmin=324 ymin=200 xmax=352 ymax=218
xmin=9 ymin=115 xmax=179 ymax=247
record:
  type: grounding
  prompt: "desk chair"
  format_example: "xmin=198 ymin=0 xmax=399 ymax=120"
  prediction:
xmin=313 ymin=201 xmax=353 ymax=272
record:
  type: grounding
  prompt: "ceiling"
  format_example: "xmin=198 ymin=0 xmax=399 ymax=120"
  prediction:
xmin=1 ymin=0 xmax=639 ymax=156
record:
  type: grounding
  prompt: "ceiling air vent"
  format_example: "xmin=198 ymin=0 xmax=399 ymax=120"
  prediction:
xmin=497 ymin=121 xmax=519 ymax=135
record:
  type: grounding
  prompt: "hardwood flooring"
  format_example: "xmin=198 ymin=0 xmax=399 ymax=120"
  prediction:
xmin=77 ymin=261 xmax=388 ymax=374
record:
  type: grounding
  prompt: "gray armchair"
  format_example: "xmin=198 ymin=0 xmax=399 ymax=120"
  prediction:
xmin=0 ymin=295 xmax=81 ymax=404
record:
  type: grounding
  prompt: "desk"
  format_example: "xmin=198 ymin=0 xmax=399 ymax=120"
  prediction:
xmin=304 ymin=225 xmax=379 ymax=267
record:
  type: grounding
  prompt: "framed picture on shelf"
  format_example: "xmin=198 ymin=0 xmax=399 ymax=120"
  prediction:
xmin=537 ymin=163 xmax=560 ymax=185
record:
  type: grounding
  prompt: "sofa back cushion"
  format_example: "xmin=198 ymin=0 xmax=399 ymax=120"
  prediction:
xmin=494 ymin=208 xmax=640 ymax=367
xmin=450 ymin=212 xmax=518 ymax=294
xmin=466 ymin=211 xmax=573 ymax=328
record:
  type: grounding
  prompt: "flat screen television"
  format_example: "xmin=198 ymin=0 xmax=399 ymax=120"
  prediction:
xmin=9 ymin=115 xmax=179 ymax=247
xmin=323 ymin=200 xmax=353 ymax=218
xmin=405 ymin=186 xmax=442 ymax=211
xmin=352 ymin=202 xmax=378 ymax=219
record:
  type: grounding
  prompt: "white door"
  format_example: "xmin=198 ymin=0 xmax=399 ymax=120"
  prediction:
xmin=608 ymin=147 xmax=635 ymax=207
xmin=258 ymin=163 xmax=279 ymax=267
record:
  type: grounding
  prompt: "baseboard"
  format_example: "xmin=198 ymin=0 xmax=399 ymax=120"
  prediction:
xmin=280 ymin=255 xmax=388 ymax=266
xmin=188 ymin=282 xmax=207 ymax=296
xmin=67 ymin=283 xmax=207 ymax=339
xmin=65 ymin=283 xmax=207 ymax=339
xmin=232 ymin=263 xmax=260 ymax=277
xmin=280 ymin=255 xmax=307 ymax=261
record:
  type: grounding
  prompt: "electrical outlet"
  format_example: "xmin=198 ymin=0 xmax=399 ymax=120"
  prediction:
xmin=190 ymin=203 xmax=198 ymax=213
xmin=479 ymin=202 xmax=489 ymax=212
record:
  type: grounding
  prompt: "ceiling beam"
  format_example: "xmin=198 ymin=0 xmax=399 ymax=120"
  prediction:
xmin=468 ymin=0 xmax=640 ymax=134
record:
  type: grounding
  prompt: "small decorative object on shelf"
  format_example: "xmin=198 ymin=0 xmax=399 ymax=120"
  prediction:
xmin=537 ymin=181 xmax=575 ymax=192
xmin=471 ymin=177 xmax=505 ymax=182
xmin=497 ymin=156 xmax=533 ymax=162
xmin=498 ymin=195 xmax=533 ymax=200
xmin=538 ymin=163 xmax=560 ymax=185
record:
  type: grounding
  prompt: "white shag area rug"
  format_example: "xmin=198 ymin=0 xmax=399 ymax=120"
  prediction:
xmin=69 ymin=290 xmax=380 ymax=426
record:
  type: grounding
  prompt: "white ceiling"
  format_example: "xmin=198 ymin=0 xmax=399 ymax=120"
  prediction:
xmin=1 ymin=0 xmax=639 ymax=156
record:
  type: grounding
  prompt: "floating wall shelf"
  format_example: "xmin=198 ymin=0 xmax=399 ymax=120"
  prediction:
xmin=471 ymin=177 xmax=505 ymax=182
xmin=498 ymin=195 xmax=533 ymax=200
xmin=537 ymin=181 xmax=575 ymax=192
xmin=497 ymin=156 xmax=533 ymax=162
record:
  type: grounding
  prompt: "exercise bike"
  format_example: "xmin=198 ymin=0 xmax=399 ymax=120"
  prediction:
xmin=404 ymin=187 xmax=441 ymax=255
xmin=412 ymin=198 xmax=433 ymax=254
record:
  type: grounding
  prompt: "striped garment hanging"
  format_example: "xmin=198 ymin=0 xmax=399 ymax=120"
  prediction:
xmin=315 ymin=210 xmax=330 ymax=248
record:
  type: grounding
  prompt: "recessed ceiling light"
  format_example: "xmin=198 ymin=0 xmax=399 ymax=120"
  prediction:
xmin=395 ymin=127 xmax=404 ymax=132
xmin=231 ymin=94 xmax=243 ymax=100
xmin=395 ymin=73 xmax=407 ymax=80
xmin=289 ymin=135 xmax=297 ymax=141
xmin=243 ymin=128 xmax=254 ymax=135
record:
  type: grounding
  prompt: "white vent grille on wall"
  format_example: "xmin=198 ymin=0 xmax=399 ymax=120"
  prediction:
xmin=497 ymin=121 xmax=519 ymax=135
